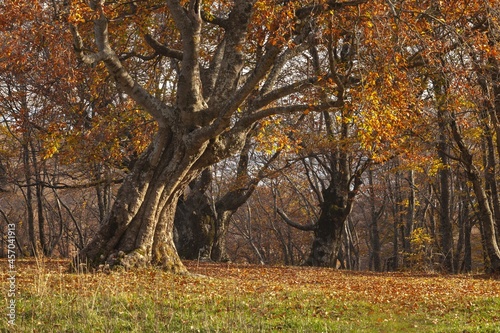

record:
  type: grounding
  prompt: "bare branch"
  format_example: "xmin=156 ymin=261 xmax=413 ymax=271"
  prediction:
xmin=69 ymin=25 xmax=104 ymax=65
xmin=296 ymin=0 xmax=369 ymax=20
xmin=276 ymin=208 xmax=317 ymax=231
xmin=144 ymin=34 xmax=183 ymax=60
xmin=88 ymin=11 xmax=174 ymax=127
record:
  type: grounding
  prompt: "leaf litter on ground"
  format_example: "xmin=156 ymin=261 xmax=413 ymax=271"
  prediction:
xmin=2 ymin=259 xmax=500 ymax=332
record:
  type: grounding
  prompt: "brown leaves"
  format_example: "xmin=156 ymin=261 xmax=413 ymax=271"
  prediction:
xmin=183 ymin=261 xmax=500 ymax=315
xmin=3 ymin=259 xmax=500 ymax=331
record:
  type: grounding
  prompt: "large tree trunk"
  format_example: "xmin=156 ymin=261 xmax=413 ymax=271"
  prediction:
xmin=175 ymin=136 xmax=269 ymax=262
xmin=174 ymin=169 xmax=218 ymax=261
xmin=303 ymin=178 xmax=351 ymax=267
xmin=174 ymin=200 xmax=215 ymax=260
xmin=209 ymin=211 xmax=232 ymax=261
xmin=76 ymin=131 xmax=204 ymax=273
xmin=175 ymin=186 xmax=253 ymax=262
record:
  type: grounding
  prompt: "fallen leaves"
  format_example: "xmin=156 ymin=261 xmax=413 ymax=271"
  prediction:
xmin=2 ymin=258 xmax=500 ymax=327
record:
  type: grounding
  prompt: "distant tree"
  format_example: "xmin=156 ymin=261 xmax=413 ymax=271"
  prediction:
xmin=174 ymin=132 xmax=282 ymax=262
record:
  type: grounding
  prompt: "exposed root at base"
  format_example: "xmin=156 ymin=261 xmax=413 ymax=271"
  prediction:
xmin=70 ymin=249 xmax=189 ymax=274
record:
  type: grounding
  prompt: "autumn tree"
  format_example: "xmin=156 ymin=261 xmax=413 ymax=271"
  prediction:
xmin=376 ymin=0 xmax=500 ymax=273
xmin=414 ymin=1 xmax=500 ymax=273
xmin=272 ymin=0 xmax=427 ymax=267
xmin=65 ymin=0 xmax=387 ymax=272
xmin=0 ymin=1 xmax=83 ymax=255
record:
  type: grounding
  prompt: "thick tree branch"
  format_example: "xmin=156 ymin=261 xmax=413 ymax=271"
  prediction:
xmin=144 ymin=34 xmax=183 ymax=60
xmin=201 ymin=9 xmax=228 ymax=28
xmin=276 ymin=208 xmax=317 ymax=231
xmin=119 ymin=50 xmax=157 ymax=62
xmin=201 ymin=39 xmax=226 ymax=99
xmin=252 ymin=76 xmax=322 ymax=110
xmin=184 ymin=44 xmax=282 ymax=149
xmin=207 ymin=0 xmax=256 ymax=106
xmin=237 ymin=101 xmax=343 ymax=131
xmin=296 ymin=0 xmax=369 ymax=19
xmin=88 ymin=11 xmax=173 ymax=127
xmin=165 ymin=0 xmax=205 ymax=115
xmin=219 ymin=46 xmax=281 ymax=119
xmin=70 ymin=25 xmax=104 ymax=65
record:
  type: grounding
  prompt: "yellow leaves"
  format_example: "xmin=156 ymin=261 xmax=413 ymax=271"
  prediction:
xmin=463 ymin=126 xmax=484 ymax=141
xmin=68 ymin=11 xmax=86 ymax=24
xmin=255 ymin=117 xmax=301 ymax=155
xmin=352 ymin=62 xmax=424 ymax=163
xmin=68 ymin=0 xmax=98 ymax=25
xmin=426 ymin=158 xmax=446 ymax=177
xmin=42 ymin=143 xmax=60 ymax=160
xmin=41 ymin=122 xmax=67 ymax=160
xmin=250 ymin=0 xmax=299 ymax=48
xmin=407 ymin=227 xmax=434 ymax=270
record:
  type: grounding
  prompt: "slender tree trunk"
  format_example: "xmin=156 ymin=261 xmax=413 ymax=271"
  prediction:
xmin=487 ymin=34 xmax=500 ymax=237
xmin=30 ymin=141 xmax=49 ymax=256
xmin=483 ymin=124 xmax=500 ymax=245
xmin=368 ymin=168 xmax=382 ymax=271
xmin=454 ymin=177 xmax=467 ymax=272
xmin=456 ymin=189 xmax=473 ymax=273
xmin=405 ymin=170 xmax=415 ymax=267
xmin=437 ymin=104 xmax=454 ymax=272
xmin=385 ymin=171 xmax=400 ymax=271
xmin=463 ymin=212 xmax=473 ymax=273
xmin=449 ymin=116 xmax=500 ymax=273
xmin=22 ymin=141 xmax=37 ymax=256
xmin=393 ymin=169 xmax=410 ymax=267
xmin=95 ymin=164 xmax=113 ymax=225
xmin=0 ymin=159 xmax=6 ymax=191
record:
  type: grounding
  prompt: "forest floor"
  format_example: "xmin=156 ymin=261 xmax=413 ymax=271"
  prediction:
xmin=1 ymin=259 xmax=500 ymax=332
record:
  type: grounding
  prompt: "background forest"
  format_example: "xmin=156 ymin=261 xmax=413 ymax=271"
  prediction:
xmin=1 ymin=0 xmax=500 ymax=274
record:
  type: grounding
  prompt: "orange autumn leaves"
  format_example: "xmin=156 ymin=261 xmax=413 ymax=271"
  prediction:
xmin=0 ymin=1 xmax=154 ymax=170
xmin=8 ymin=259 xmax=500 ymax=312
xmin=2 ymin=0 xmax=498 ymax=177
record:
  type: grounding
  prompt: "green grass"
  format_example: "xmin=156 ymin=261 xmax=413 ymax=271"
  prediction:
xmin=2 ymin=260 xmax=500 ymax=332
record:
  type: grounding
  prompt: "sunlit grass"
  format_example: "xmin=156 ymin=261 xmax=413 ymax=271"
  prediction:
xmin=2 ymin=259 xmax=500 ymax=332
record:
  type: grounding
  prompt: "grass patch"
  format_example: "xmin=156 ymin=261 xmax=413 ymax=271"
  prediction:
xmin=2 ymin=259 xmax=500 ymax=332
